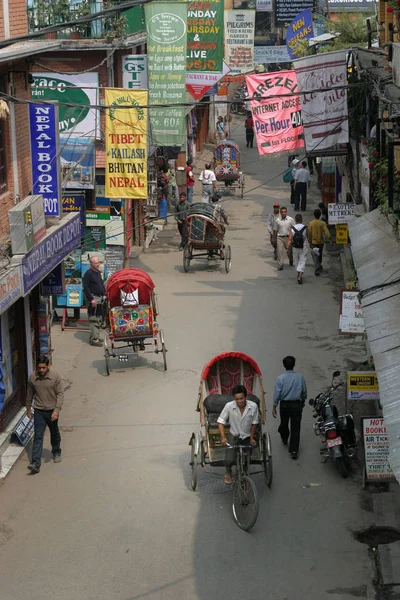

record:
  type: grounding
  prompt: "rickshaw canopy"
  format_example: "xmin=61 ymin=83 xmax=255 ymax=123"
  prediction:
xmin=105 ymin=268 xmax=155 ymax=308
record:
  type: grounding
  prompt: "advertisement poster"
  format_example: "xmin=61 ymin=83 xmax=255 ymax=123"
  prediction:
xmin=275 ymin=0 xmax=314 ymax=27
xmin=186 ymin=61 xmax=230 ymax=100
xmin=294 ymin=50 xmax=349 ymax=152
xmin=187 ymin=0 xmax=224 ymax=73
xmin=348 ymin=372 xmax=380 ymax=401
xmin=246 ymin=71 xmax=304 ymax=155
xmin=339 ymin=289 xmax=365 ymax=334
xmin=122 ymin=55 xmax=148 ymax=89
xmin=32 ymin=73 xmax=99 ymax=189
xmin=363 ymin=418 xmax=396 ymax=482
xmin=62 ymin=194 xmax=85 ymax=238
xmin=145 ymin=3 xmax=187 ymax=147
xmin=105 ymin=89 xmax=148 ymax=199
xmin=328 ymin=0 xmax=374 ymax=12
xmin=328 ymin=202 xmax=355 ymax=224
xmin=224 ymin=10 xmax=255 ymax=76
xmin=29 ymin=104 xmax=60 ymax=217
xmin=254 ymin=46 xmax=290 ymax=64
xmin=335 ymin=223 xmax=348 ymax=244
xmin=256 ymin=0 xmax=272 ymax=11
xmin=286 ymin=9 xmax=314 ymax=60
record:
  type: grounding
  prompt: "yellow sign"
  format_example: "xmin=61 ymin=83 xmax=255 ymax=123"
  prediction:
xmin=336 ymin=223 xmax=348 ymax=244
xmin=347 ymin=371 xmax=380 ymax=401
xmin=105 ymin=89 xmax=148 ymax=199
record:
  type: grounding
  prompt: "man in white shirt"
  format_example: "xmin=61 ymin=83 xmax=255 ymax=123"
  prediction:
xmin=217 ymin=385 xmax=259 ymax=485
xmin=273 ymin=206 xmax=295 ymax=271
xmin=294 ymin=160 xmax=311 ymax=211
xmin=199 ymin=163 xmax=217 ymax=203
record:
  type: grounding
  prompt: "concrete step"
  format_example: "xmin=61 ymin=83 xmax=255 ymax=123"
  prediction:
xmin=0 ymin=407 xmax=26 ymax=479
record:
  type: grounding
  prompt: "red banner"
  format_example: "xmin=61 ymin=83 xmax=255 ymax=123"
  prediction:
xmin=245 ymin=71 xmax=305 ymax=155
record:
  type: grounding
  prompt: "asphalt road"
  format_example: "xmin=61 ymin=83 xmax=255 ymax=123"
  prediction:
xmin=0 ymin=128 xmax=373 ymax=600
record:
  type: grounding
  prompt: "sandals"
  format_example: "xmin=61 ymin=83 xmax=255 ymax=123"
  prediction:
xmin=224 ymin=474 xmax=233 ymax=485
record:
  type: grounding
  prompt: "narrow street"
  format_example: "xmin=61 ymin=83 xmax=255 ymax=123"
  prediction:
xmin=0 ymin=126 xmax=373 ymax=600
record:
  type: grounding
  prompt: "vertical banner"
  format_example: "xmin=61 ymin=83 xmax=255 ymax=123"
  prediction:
xmin=187 ymin=1 xmax=224 ymax=73
xmin=294 ymin=50 xmax=349 ymax=152
xmin=105 ymin=89 xmax=148 ymax=199
xmin=286 ymin=9 xmax=314 ymax=60
xmin=29 ymin=103 xmax=60 ymax=217
xmin=224 ymin=10 xmax=255 ymax=76
xmin=122 ymin=55 xmax=148 ymax=90
xmin=245 ymin=71 xmax=304 ymax=155
xmin=145 ymin=3 xmax=187 ymax=147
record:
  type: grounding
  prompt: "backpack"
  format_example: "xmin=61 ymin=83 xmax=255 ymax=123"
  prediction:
xmin=292 ymin=225 xmax=306 ymax=249
xmin=283 ymin=168 xmax=294 ymax=183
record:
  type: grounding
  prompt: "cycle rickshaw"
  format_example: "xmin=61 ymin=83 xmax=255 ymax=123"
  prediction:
xmin=214 ymin=140 xmax=245 ymax=197
xmin=103 ymin=268 xmax=167 ymax=375
xmin=189 ymin=352 xmax=272 ymax=531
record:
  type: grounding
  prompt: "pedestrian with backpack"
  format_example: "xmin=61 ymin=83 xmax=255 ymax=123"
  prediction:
xmin=288 ymin=214 xmax=308 ymax=284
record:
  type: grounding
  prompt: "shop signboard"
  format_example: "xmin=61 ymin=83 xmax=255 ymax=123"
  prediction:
xmin=105 ymin=89 xmax=148 ymax=199
xmin=85 ymin=211 xmax=110 ymax=226
xmin=12 ymin=411 xmax=34 ymax=447
xmin=256 ymin=0 xmax=272 ymax=11
xmin=328 ymin=202 xmax=355 ymax=224
xmin=224 ymin=10 xmax=256 ymax=76
xmin=62 ymin=194 xmax=85 ymax=238
xmin=275 ymin=0 xmax=314 ymax=27
xmin=31 ymin=73 xmax=99 ymax=189
xmin=328 ymin=0 xmax=374 ymax=12
xmin=347 ymin=372 xmax=380 ymax=401
xmin=246 ymin=71 xmax=305 ymax=155
xmin=254 ymin=46 xmax=290 ymax=64
xmin=186 ymin=61 xmax=230 ymax=100
xmin=105 ymin=245 xmax=125 ymax=275
xmin=362 ymin=417 xmax=396 ymax=482
xmin=339 ymin=289 xmax=365 ymax=334
xmin=286 ymin=9 xmax=314 ymax=61
xmin=42 ymin=263 xmax=65 ymax=295
xmin=21 ymin=213 xmax=81 ymax=295
xmin=0 ymin=267 xmax=23 ymax=316
xmin=122 ymin=55 xmax=148 ymax=89
xmin=335 ymin=223 xmax=348 ymax=244
xmin=294 ymin=50 xmax=349 ymax=152
xmin=29 ymin=103 xmax=61 ymax=217
xmin=187 ymin=0 xmax=224 ymax=73
xmin=145 ymin=3 xmax=187 ymax=147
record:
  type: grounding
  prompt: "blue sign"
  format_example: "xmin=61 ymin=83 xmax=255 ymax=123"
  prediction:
xmin=62 ymin=194 xmax=85 ymax=238
xmin=29 ymin=103 xmax=60 ymax=217
xmin=286 ymin=9 xmax=314 ymax=60
xmin=22 ymin=213 xmax=81 ymax=295
xmin=42 ymin=263 xmax=65 ymax=295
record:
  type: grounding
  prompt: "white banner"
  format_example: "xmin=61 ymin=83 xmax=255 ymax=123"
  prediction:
xmin=122 ymin=55 xmax=148 ymax=89
xmin=224 ymin=10 xmax=255 ymax=76
xmin=294 ymin=50 xmax=348 ymax=152
xmin=254 ymin=46 xmax=290 ymax=64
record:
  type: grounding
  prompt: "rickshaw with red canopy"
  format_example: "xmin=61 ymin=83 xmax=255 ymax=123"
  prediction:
xmin=189 ymin=352 xmax=272 ymax=529
xmin=103 ymin=268 xmax=167 ymax=375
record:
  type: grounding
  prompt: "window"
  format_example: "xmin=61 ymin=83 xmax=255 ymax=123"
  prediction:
xmin=0 ymin=119 xmax=6 ymax=192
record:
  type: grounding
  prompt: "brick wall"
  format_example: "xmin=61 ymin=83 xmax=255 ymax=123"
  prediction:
xmin=9 ymin=0 xmax=28 ymax=38
xmin=0 ymin=0 xmax=5 ymax=40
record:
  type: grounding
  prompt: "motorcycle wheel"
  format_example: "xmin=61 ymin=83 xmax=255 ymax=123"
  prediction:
xmin=336 ymin=457 xmax=349 ymax=478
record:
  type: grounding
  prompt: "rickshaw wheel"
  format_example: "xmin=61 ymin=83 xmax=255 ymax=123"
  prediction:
xmin=262 ymin=433 xmax=273 ymax=487
xmin=160 ymin=330 xmax=167 ymax=371
xmin=183 ymin=244 xmax=191 ymax=273
xmin=224 ymin=245 xmax=232 ymax=273
xmin=190 ymin=440 xmax=198 ymax=490
xmin=104 ymin=349 xmax=110 ymax=377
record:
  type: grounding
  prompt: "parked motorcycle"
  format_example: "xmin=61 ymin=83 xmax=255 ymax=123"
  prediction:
xmin=309 ymin=371 xmax=357 ymax=478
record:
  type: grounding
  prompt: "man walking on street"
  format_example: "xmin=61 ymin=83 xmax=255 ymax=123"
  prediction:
xmin=294 ymin=160 xmax=310 ymax=211
xmin=186 ymin=159 xmax=195 ymax=205
xmin=245 ymin=112 xmax=254 ymax=148
xmin=26 ymin=355 xmax=64 ymax=473
xmin=272 ymin=356 xmax=307 ymax=460
xmin=175 ymin=192 xmax=190 ymax=250
xmin=274 ymin=206 xmax=294 ymax=270
xmin=83 ymin=256 xmax=106 ymax=345
xmin=267 ymin=202 xmax=280 ymax=260
xmin=289 ymin=214 xmax=308 ymax=284
xmin=199 ymin=163 xmax=218 ymax=203
xmin=307 ymin=208 xmax=332 ymax=276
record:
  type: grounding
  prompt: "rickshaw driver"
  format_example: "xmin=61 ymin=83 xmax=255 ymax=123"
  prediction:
xmin=217 ymin=385 xmax=258 ymax=485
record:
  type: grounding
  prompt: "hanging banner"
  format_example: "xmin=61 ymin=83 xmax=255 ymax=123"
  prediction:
xmin=105 ymin=89 xmax=148 ymax=199
xmin=254 ymin=46 xmax=290 ymax=64
xmin=145 ymin=3 xmax=187 ymax=147
xmin=294 ymin=50 xmax=349 ymax=152
xmin=122 ymin=55 xmax=148 ymax=90
xmin=286 ymin=9 xmax=314 ymax=61
xmin=275 ymin=0 xmax=314 ymax=27
xmin=29 ymin=103 xmax=61 ymax=218
xmin=186 ymin=61 xmax=230 ymax=100
xmin=187 ymin=0 xmax=224 ymax=73
xmin=245 ymin=71 xmax=304 ymax=155
xmin=224 ymin=10 xmax=255 ymax=76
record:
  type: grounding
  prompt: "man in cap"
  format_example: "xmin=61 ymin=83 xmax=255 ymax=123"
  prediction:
xmin=267 ymin=202 xmax=280 ymax=260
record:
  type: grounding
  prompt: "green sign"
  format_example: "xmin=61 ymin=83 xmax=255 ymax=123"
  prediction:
xmin=145 ymin=3 xmax=187 ymax=147
xmin=187 ymin=0 xmax=223 ymax=73
xmin=123 ymin=6 xmax=145 ymax=35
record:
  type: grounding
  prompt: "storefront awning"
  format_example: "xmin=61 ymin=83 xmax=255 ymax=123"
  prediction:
xmin=348 ymin=209 xmax=400 ymax=482
xmin=0 ymin=40 xmax=62 ymax=64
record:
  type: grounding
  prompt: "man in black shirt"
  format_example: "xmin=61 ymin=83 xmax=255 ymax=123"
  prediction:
xmin=83 ymin=256 xmax=106 ymax=345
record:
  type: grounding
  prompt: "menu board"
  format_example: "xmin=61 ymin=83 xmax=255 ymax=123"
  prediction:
xmin=339 ymin=290 xmax=365 ymax=334
xmin=275 ymin=0 xmax=315 ymax=27
xmin=105 ymin=246 xmax=125 ymax=276
xmin=363 ymin=417 xmax=396 ymax=482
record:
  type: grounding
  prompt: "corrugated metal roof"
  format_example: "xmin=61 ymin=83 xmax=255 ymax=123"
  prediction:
xmin=348 ymin=209 xmax=400 ymax=482
xmin=0 ymin=40 xmax=62 ymax=64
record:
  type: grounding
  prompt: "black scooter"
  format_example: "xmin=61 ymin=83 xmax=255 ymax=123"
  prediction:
xmin=309 ymin=371 xmax=357 ymax=478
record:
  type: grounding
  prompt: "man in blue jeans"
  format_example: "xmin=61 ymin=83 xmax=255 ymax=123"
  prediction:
xmin=26 ymin=355 xmax=64 ymax=473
